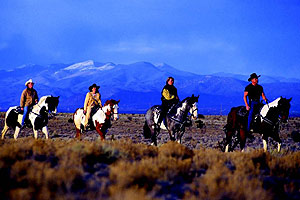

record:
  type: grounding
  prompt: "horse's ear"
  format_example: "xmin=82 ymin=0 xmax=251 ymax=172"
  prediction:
xmin=57 ymin=96 xmax=60 ymax=99
xmin=117 ymin=99 xmax=120 ymax=103
xmin=192 ymin=94 xmax=194 ymax=97
xmin=288 ymin=98 xmax=292 ymax=102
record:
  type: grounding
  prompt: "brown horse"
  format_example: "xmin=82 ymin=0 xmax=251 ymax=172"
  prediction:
xmin=72 ymin=99 xmax=120 ymax=140
xmin=223 ymin=97 xmax=291 ymax=152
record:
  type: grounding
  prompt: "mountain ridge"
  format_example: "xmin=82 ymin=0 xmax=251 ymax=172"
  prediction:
xmin=0 ymin=60 xmax=299 ymax=115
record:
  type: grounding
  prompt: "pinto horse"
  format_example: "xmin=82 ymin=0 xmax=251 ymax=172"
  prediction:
xmin=72 ymin=99 xmax=120 ymax=140
xmin=223 ymin=97 xmax=291 ymax=152
xmin=143 ymin=95 xmax=199 ymax=146
xmin=1 ymin=95 xmax=59 ymax=140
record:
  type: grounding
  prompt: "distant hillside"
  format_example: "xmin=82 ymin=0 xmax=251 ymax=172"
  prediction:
xmin=0 ymin=60 xmax=299 ymax=115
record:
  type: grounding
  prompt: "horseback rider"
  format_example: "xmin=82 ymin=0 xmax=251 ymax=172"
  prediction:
xmin=156 ymin=77 xmax=179 ymax=130
xmin=20 ymin=79 xmax=39 ymax=127
xmin=83 ymin=83 xmax=102 ymax=130
xmin=244 ymin=73 xmax=268 ymax=134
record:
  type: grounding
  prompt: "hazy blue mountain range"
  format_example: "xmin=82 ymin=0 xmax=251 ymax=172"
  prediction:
xmin=1 ymin=60 xmax=299 ymax=115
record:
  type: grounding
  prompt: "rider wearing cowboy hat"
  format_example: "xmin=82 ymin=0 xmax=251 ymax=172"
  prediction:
xmin=20 ymin=79 xmax=39 ymax=127
xmin=83 ymin=83 xmax=102 ymax=129
xmin=244 ymin=73 xmax=268 ymax=133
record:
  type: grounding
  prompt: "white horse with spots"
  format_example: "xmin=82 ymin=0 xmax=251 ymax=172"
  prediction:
xmin=1 ymin=96 xmax=59 ymax=140
xmin=143 ymin=95 xmax=199 ymax=146
xmin=72 ymin=99 xmax=120 ymax=140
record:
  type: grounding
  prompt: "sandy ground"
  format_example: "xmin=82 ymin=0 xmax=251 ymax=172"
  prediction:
xmin=1 ymin=113 xmax=299 ymax=152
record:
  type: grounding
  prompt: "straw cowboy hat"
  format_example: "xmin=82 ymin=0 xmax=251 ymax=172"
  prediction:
xmin=25 ymin=79 xmax=34 ymax=86
xmin=88 ymin=83 xmax=100 ymax=91
xmin=248 ymin=73 xmax=261 ymax=82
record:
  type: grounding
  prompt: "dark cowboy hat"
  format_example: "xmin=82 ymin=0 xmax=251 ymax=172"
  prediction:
xmin=248 ymin=73 xmax=261 ymax=81
xmin=89 ymin=83 xmax=100 ymax=91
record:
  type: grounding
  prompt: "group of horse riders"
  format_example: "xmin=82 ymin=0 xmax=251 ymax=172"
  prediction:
xmin=20 ymin=72 xmax=267 ymax=136
xmin=20 ymin=80 xmax=102 ymax=131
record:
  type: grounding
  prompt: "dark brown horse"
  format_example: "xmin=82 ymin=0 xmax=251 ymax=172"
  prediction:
xmin=223 ymin=97 xmax=291 ymax=152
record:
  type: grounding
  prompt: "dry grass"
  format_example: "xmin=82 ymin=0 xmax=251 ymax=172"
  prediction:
xmin=1 ymin=138 xmax=299 ymax=200
xmin=1 ymin=113 xmax=300 ymax=199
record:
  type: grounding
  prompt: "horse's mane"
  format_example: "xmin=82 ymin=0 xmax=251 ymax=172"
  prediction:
xmin=169 ymin=96 xmax=194 ymax=114
xmin=261 ymin=97 xmax=283 ymax=117
xmin=268 ymin=97 xmax=281 ymax=107
xmin=104 ymin=99 xmax=119 ymax=106
xmin=37 ymin=95 xmax=51 ymax=106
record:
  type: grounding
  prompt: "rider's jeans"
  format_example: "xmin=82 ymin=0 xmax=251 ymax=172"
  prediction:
xmin=21 ymin=106 xmax=29 ymax=125
xmin=247 ymin=101 xmax=259 ymax=132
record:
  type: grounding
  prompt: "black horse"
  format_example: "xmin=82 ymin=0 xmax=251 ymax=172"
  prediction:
xmin=143 ymin=95 xmax=199 ymax=146
xmin=222 ymin=97 xmax=291 ymax=152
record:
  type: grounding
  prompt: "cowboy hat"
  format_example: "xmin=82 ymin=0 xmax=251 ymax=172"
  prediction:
xmin=25 ymin=79 xmax=34 ymax=86
xmin=89 ymin=83 xmax=100 ymax=91
xmin=248 ymin=73 xmax=261 ymax=81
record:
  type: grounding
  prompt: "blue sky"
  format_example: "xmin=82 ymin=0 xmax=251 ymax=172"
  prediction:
xmin=1 ymin=0 xmax=300 ymax=78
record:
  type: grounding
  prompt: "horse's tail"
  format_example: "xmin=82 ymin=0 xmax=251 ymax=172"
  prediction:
xmin=143 ymin=121 xmax=152 ymax=139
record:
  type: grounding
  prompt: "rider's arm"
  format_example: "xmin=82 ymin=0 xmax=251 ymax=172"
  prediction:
xmin=98 ymin=93 xmax=102 ymax=107
xmin=262 ymin=92 xmax=267 ymax=103
xmin=244 ymin=91 xmax=250 ymax=110
xmin=84 ymin=92 xmax=90 ymax=111
xmin=20 ymin=90 xmax=26 ymax=108
xmin=162 ymin=89 xmax=175 ymax=100
xmin=34 ymin=90 xmax=39 ymax=104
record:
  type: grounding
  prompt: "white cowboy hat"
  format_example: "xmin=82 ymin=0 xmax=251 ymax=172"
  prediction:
xmin=25 ymin=79 xmax=34 ymax=86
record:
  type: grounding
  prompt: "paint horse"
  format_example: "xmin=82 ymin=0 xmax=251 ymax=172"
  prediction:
xmin=223 ymin=97 xmax=291 ymax=152
xmin=72 ymin=99 xmax=120 ymax=140
xmin=1 ymin=95 xmax=59 ymax=140
xmin=143 ymin=94 xmax=199 ymax=146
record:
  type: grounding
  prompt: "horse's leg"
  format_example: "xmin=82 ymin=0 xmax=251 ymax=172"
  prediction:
xmin=1 ymin=124 xmax=9 ymax=139
xmin=224 ymin=108 xmax=237 ymax=152
xmin=95 ymin=121 xmax=104 ymax=140
xmin=263 ymin=139 xmax=268 ymax=152
xmin=151 ymin=132 xmax=158 ymax=146
xmin=177 ymin=131 xmax=184 ymax=144
xmin=272 ymin=132 xmax=282 ymax=152
xmin=13 ymin=114 xmax=23 ymax=140
xmin=75 ymin=128 xmax=81 ymax=139
xmin=42 ymin=126 xmax=49 ymax=139
xmin=262 ymin=134 xmax=268 ymax=152
xmin=33 ymin=129 xmax=38 ymax=139
xmin=14 ymin=127 xmax=21 ymax=140
xmin=277 ymin=143 xmax=281 ymax=152
xmin=225 ymin=129 xmax=233 ymax=152
xmin=240 ymin=128 xmax=246 ymax=151
xmin=168 ymin=129 xmax=175 ymax=141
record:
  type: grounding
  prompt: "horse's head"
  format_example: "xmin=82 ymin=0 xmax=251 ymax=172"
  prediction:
xmin=277 ymin=97 xmax=292 ymax=123
xmin=104 ymin=99 xmax=120 ymax=121
xmin=187 ymin=94 xmax=199 ymax=120
xmin=45 ymin=96 xmax=60 ymax=114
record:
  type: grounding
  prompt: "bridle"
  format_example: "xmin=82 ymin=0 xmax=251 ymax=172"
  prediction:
xmin=260 ymin=104 xmax=289 ymax=131
xmin=169 ymin=101 xmax=197 ymax=125
xmin=29 ymin=102 xmax=57 ymax=119
xmin=190 ymin=106 xmax=198 ymax=119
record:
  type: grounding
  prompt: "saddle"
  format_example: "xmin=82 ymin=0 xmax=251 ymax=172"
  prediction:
xmin=85 ymin=105 xmax=101 ymax=130
xmin=15 ymin=106 xmax=33 ymax=128
xmin=236 ymin=103 xmax=265 ymax=131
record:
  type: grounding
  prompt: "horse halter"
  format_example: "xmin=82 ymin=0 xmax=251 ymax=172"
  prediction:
xmin=190 ymin=107 xmax=198 ymax=119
